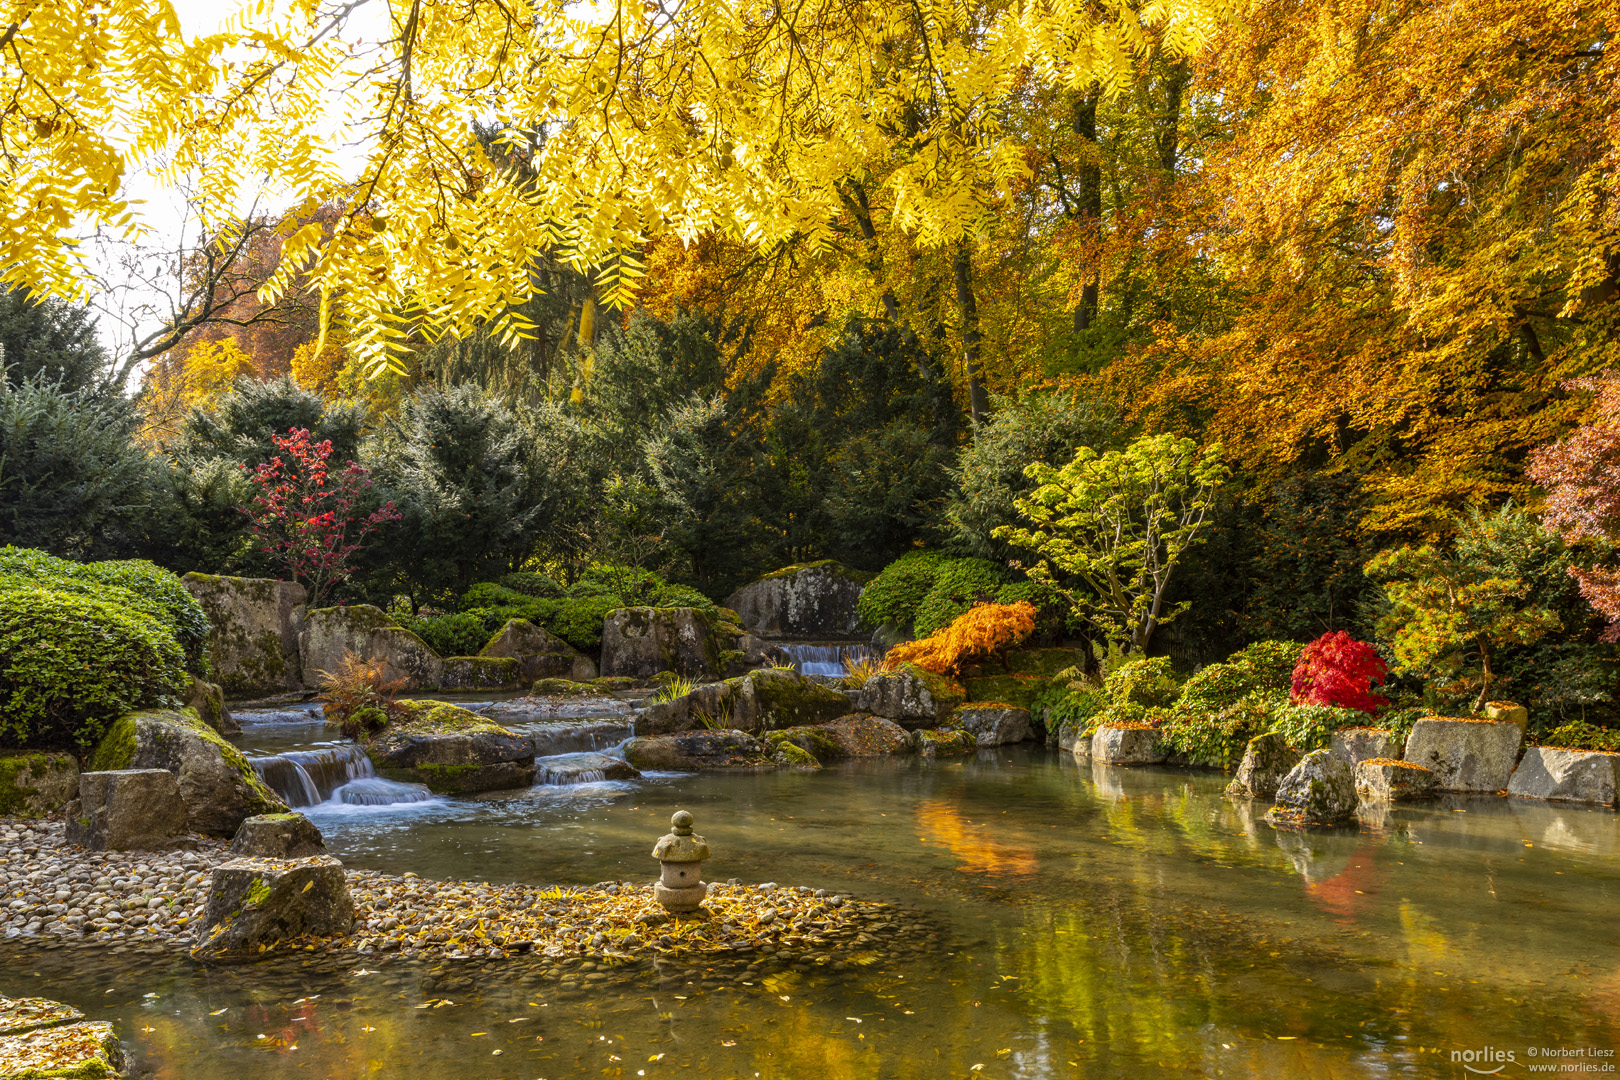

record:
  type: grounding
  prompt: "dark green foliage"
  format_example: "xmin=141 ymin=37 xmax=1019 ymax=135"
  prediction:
xmin=1161 ymin=692 xmax=1281 ymax=769
xmin=913 ymin=558 xmax=1008 ymax=637
xmin=141 ymin=456 xmax=260 ymax=575
xmin=856 ymin=550 xmax=949 ymax=629
xmin=1102 ymin=655 xmax=1180 ymax=708
xmin=398 ymin=611 xmax=492 ymax=657
xmin=588 ymin=310 xmax=728 ymax=467
xmin=544 ymin=593 xmax=622 ymax=651
xmin=0 ymin=586 xmax=189 ymax=749
xmin=178 ymin=375 xmax=366 ymax=466
xmin=0 ymin=288 xmax=118 ymax=400
xmin=0 ymin=547 xmax=211 ymax=674
xmin=499 ymin=571 xmax=563 ymax=598
xmin=1242 ymin=472 xmax=1377 ymax=640
xmin=459 ymin=583 xmax=532 ymax=611
xmin=0 ymin=374 xmax=151 ymax=559
xmin=1268 ymin=702 xmax=1366 ymax=752
xmin=1539 ymin=719 xmax=1620 ymax=752
xmin=943 ymin=390 xmax=1114 ymax=561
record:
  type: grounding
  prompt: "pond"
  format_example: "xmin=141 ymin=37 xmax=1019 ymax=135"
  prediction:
xmin=5 ymin=719 xmax=1618 ymax=1079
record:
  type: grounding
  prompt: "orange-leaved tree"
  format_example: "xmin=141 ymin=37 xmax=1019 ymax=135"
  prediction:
xmin=884 ymin=602 xmax=1037 ymax=677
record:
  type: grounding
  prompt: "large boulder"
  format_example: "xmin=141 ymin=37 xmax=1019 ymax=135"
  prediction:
xmin=766 ymin=714 xmax=915 ymax=764
xmin=1091 ymin=724 xmax=1166 ymax=764
xmin=181 ymin=573 xmax=306 ymax=696
xmin=723 ymin=561 xmax=869 ymax=638
xmin=192 ymin=855 xmax=354 ymax=959
xmin=299 ymin=605 xmax=444 ymax=690
xmin=1402 ymin=717 xmax=1523 ymax=792
xmin=86 ymin=708 xmax=286 ymax=837
xmin=478 ymin=619 xmax=597 ymax=682
xmin=1267 ymin=749 xmax=1358 ymax=826
xmin=1226 ymin=732 xmax=1303 ymax=799
xmin=66 ymin=769 xmax=189 ymax=851
xmin=0 ymin=753 xmax=79 ymax=818
xmin=623 ymin=730 xmax=771 ymax=770
xmin=364 ymin=700 xmax=535 ymax=793
xmin=228 ymin=812 xmax=328 ymax=858
xmin=856 ymin=663 xmax=966 ymax=728
xmin=1507 ymin=747 xmax=1620 ymax=806
xmin=600 ymin=607 xmax=737 ymax=679
xmin=438 ymin=656 xmax=522 ymax=690
xmin=1331 ymin=727 xmax=1400 ymax=767
xmin=947 ymin=706 xmax=1033 ymax=747
xmin=636 ymin=669 xmax=849 ymax=736
xmin=1354 ymin=758 xmax=1438 ymax=802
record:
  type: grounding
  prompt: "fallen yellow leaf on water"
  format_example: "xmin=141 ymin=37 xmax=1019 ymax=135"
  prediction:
xmin=471 ymin=1032 xmax=487 ymax=1037
xmin=722 ymin=1040 xmax=737 ymax=1047
xmin=491 ymin=1049 xmax=503 ymax=1056
xmin=649 ymin=1054 xmax=664 ymax=1062
xmin=1277 ymin=1036 xmax=1297 ymax=1041
xmin=209 ymin=1009 xmax=228 ymax=1016
xmin=508 ymin=1017 xmax=528 ymax=1023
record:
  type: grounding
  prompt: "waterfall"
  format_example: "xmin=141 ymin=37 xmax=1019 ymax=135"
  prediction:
xmin=775 ymin=643 xmax=876 ymax=678
xmin=249 ymin=745 xmax=431 ymax=808
xmin=518 ymin=719 xmax=636 ymax=758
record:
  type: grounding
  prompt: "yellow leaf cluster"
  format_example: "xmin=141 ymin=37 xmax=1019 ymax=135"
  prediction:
xmin=885 ymin=601 xmax=1037 ymax=676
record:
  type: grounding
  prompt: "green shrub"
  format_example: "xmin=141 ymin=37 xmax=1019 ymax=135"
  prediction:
xmin=546 ymin=594 xmax=621 ymax=652
xmin=856 ymin=550 xmax=948 ymax=630
xmin=0 ymin=587 xmax=189 ymax=749
xmin=1102 ymin=656 xmax=1180 ymax=708
xmin=398 ymin=611 xmax=491 ymax=657
xmin=0 ymin=547 xmax=210 ymax=673
xmin=499 ymin=571 xmax=563 ymax=598
xmin=1176 ymin=641 xmax=1300 ymax=715
xmin=649 ymin=582 xmax=720 ymax=615
xmin=1539 ymin=719 xmax=1620 ymax=753
xmin=1162 ymin=691 xmax=1282 ymax=768
xmin=459 ymin=582 xmax=534 ymax=611
xmin=1379 ymin=706 xmax=1426 ymax=744
xmin=1268 ymin=702 xmax=1366 ymax=752
xmin=914 ymin=557 xmax=1007 ymax=637
xmin=1046 ymin=687 xmax=1105 ymax=741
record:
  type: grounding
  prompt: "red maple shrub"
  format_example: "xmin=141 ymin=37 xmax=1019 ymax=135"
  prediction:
xmin=1290 ymin=631 xmax=1389 ymax=716
xmin=242 ymin=428 xmax=400 ymax=606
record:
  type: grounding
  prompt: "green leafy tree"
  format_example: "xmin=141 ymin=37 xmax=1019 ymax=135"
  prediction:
xmin=1366 ymin=506 xmax=1564 ymax=712
xmin=995 ymin=433 xmax=1228 ymax=651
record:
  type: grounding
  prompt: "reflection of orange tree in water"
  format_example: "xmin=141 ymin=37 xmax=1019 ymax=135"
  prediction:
xmin=913 ymin=800 xmax=1040 ymax=879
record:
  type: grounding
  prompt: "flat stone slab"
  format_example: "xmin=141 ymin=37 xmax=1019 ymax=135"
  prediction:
xmin=1091 ymin=725 xmax=1166 ymax=765
xmin=1355 ymin=758 xmax=1438 ymax=802
xmin=1403 ymin=717 xmax=1522 ymax=792
xmin=0 ymin=998 xmax=81 ymax=1037
xmin=534 ymin=753 xmax=641 ymax=784
xmin=1331 ymin=727 xmax=1400 ymax=767
xmin=1508 ymin=747 xmax=1620 ymax=806
xmin=0 ymin=1020 xmax=123 ymax=1079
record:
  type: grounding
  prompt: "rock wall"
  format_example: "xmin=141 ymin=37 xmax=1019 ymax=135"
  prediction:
xmin=299 ymin=605 xmax=445 ymax=689
xmin=723 ymin=561 xmax=869 ymax=638
xmin=600 ymin=607 xmax=736 ymax=679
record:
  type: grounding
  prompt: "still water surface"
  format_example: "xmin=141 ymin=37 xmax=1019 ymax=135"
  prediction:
xmin=6 ymin=731 xmax=1618 ymax=1079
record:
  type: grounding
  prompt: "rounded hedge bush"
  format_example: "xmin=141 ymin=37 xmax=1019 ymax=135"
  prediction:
xmin=0 ymin=586 xmax=189 ymax=749
xmin=0 ymin=546 xmax=210 ymax=674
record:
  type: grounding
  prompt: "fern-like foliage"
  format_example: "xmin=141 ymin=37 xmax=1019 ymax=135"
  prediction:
xmin=884 ymin=601 xmax=1036 ymax=676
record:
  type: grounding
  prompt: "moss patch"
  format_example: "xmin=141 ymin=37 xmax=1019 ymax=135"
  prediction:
xmin=757 ymin=559 xmax=876 ymax=584
xmin=388 ymin=700 xmax=508 ymax=737
xmin=0 ymin=753 xmax=75 ymax=817
xmin=764 ymin=726 xmax=848 ymax=764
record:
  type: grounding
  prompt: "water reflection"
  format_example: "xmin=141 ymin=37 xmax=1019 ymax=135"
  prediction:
xmin=5 ymin=748 xmax=1617 ymax=1078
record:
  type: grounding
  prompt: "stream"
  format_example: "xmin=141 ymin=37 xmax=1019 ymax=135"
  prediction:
xmin=3 ymin=708 xmax=1616 ymax=1078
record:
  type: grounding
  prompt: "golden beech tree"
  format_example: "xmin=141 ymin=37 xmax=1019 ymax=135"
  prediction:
xmin=1 ymin=0 xmax=1233 ymax=371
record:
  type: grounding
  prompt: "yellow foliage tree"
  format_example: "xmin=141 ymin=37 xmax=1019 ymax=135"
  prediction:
xmin=138 ymin=338 xmax=256 ymax=444
xmin=1 ymin=0 xmax=1233 ymax=371
xmin=885 ymin=601 xmax=1037 ymax=676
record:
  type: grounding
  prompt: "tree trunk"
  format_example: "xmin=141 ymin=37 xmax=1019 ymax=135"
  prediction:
xmin=1155 ymin=62 xmax=1190 ymax=174
xmin=1072 ymin=89 xmax=1102 ymax=334
xmin=844 ymin=181 xmax=900 ymax=322
xmin=953 ymin=240 xmax=989 ymax=424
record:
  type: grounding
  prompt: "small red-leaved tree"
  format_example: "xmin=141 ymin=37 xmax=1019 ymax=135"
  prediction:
xmin=242 ymin=428 xmax=400 ymax=607
xmin=1290 ymin=631 xmax=1389 ymax=715
xmin=1529 ymin=371 xmax=1620 ymax=639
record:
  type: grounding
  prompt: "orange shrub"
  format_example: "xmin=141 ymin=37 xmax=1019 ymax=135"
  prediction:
xmin=884 ymin=601 xmax=1037 ymax=676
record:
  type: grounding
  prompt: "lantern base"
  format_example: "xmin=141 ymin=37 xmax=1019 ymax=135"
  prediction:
xmin=654 ymin=881 xmax=708 ymax=913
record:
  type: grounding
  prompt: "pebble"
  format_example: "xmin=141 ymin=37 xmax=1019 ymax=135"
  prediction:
xmin=0 ymin=818 xmax=934 ymax=971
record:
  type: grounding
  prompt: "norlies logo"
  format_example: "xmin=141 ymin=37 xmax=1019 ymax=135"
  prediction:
xmin=1453 ymin=1047 xmax=1517 ymax=1075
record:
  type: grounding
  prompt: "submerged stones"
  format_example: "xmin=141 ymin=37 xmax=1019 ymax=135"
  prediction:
xmin=534 ymin=753 xmax=640 ymax=785
xmin=66 ymin=769 xmax=190 ymax=852
xmin=1508 ymin=747 xmax=1620 ymax=806
xmin=1403 ymin=717 xmax=1522 ymax=792
xmin=228 ymin=812 xmax=327 ymax=859
xmin=946 ymin=706 xmax=1033 ymax=747
xmin=1227 ymin=732 xmax=1302 ymax=799
xmin=1353 ymin=758 xmax=1438 ymax=803
xmin=1267 ymin=749 xmax=1358 ymax=826
xmin=193 ymin=855 xmax=354 ymax=959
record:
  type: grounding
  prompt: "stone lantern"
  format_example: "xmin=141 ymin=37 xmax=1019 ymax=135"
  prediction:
xmin=652 ymin=810 xmax=710 ymax=913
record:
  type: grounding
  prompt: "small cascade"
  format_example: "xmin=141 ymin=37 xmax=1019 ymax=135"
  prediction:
xmin=532 ymin=751 xmax=631 ymax=786
xmin=249 ymin=744 xmax=430 ymax=808
xmin=520 ymin=720 xmax=636 ymax=758
xmin=775 ymin=643 xmax=876 ymax=678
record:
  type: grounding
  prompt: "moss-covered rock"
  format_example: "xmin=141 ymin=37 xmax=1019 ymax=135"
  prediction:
xmin=478 ymin=619 xmax=597 ymax=682
xmin=86 ymin=708 xmax=285 ymax=837
xmin=636 ymin=669 xmax=850 ymax=736
xmin=185 ymin=678 xmax=237 ymax=735
xmin=946 ymin=705 xmax=1034 ymax=746
xmin=1267 ymin=748 xmax=1359 ymax=826
xmin=1225 ymin=731 xmax=1303 ymax=799
xmin=914 ymin=728 xmax=977 ymax=757
xmin=960 ymin=674 xmax=1051 ymax=711
xmin=768 ymin=714 xmax=914 ymax=763
xmin=362 ymin=700 xmax=535 ymax=793
xmin=438 ymin=655 xmax=522 ymax=690
xmin=180 ymin=574 xmax=307 ymax=696
xmin=855 ymin=663 xmax=965 ymax=728
xmin=531 ymin=678 xmax=600 ymax=696
xmin=0 ymin=753 xmax=78 ymax=818
xmin=766 ymin=739 xmax=821 ymax=769
xmin=623 ymin=730 xmax=770 ymax=770
xmin=600 ymin=607 xmax=738 ymax=679
xmin=298 ymin=605 xmax=444 ymax=690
